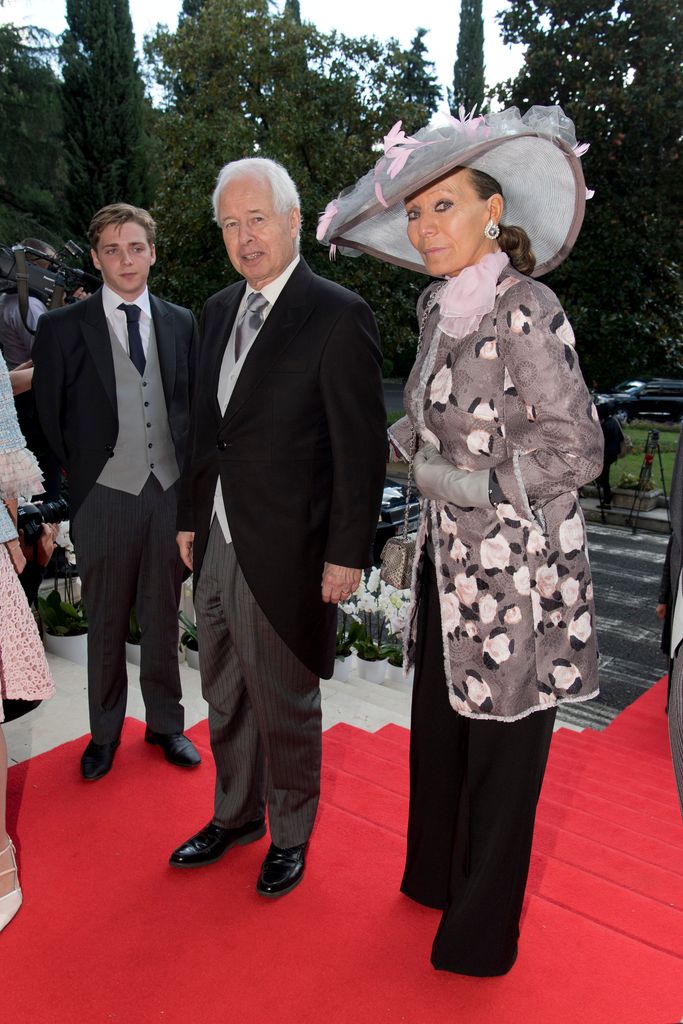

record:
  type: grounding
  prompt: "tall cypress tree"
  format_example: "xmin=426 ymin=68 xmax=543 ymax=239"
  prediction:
xmin=61 ymin=0 xmax=151 ymax=241
xmin=452 ymin=0 xmax=485 ymax=113
xmin=284 ymin=0 xmax=302 ymax=22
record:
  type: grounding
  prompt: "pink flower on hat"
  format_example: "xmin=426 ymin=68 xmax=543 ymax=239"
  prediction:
xmin=316 ymin=200 xmax=339 ymax=242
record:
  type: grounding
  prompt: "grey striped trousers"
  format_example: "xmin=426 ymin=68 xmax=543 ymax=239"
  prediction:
xmin=669 ymin=655 xmax=683 ymax=821
xmin=194 ymin=520 xmax=321 ymax=848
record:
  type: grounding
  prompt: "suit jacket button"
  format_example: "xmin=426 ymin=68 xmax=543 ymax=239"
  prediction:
xmin=217 ymin=440 xmax=227 ymax=451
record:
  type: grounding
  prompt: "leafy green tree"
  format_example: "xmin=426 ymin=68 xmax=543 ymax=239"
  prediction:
xmin=453 ymin=0 xmax=485 ymax=113
xmin=386 ymin=28 xmax=442 ymax=135
xmin=145 ymin=0 xmax=432 ymax=373
xmin=0 ymin=24 xmax=66 ymax=243
xmin=495 ymin=0 xmax=683 ymax=385
xmin=61 ymin=0 xmax=151 ymax=242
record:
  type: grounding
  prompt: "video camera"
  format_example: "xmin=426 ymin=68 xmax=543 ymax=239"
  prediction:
xmin=0 ymin=241 xmax=101 ymax=326
xmin=17 ymin=497 xmax=69 ymax=545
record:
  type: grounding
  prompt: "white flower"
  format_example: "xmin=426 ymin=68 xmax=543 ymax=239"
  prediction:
xmin=536 ymin=563 xmax=559 ymax=599
xmin=479 ymin=593 xmax=498 ymax=624
xmin=454 ymin=572 xmax=478 ymax=606
xmin=467 ymin=429 xmax=493 ymax=456
xmin=429 ymin=365 xmax=452 ymax=407
xmin=551 ymin=661 xmax=581 ymax=691
xmin=481 ymin=530 xmax=511 ymax=571
xmin=559 ymin=509 xmax=584 ymax=555
xmin=470 ymin=400 xmax=498 ymax=421
xmin=504 ymin=605 xmax=522 ymax=625
xmin=526 ymin=529 xmax=546 ymax=555
xmin=531 ymin=588 xmax=542 ymax=629
xmin=569 ymin=607 xmax=592 ymax=649
xmin=440 ymin=592 xmax=461 ymax=633
xmin=464 ymin=672 xmax=492 ymax=705
xmin=561 ymin=578 xmax=580 ymax=607
xmin=56 ymin=521 xmax=77 ymax=563
xmin=482 ymin=630 xmax=512 ymax=667
xmin=555 ymin=318 xmax=576 ymax=348
xmin=513 ymin=565 xmax=531 ymax=596
xmin=509 ymin=307 xmax=532 ymax=334
xmin=366 ymin=566 xmax=381 ymax=595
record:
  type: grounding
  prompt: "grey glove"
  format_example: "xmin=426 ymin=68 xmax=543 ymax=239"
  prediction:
xmin=413 ymin=443 xmax=492 ymax=508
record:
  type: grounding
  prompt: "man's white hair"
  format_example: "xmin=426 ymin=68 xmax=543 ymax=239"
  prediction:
xmin=212 ymin=158 xmax=302 ymax=246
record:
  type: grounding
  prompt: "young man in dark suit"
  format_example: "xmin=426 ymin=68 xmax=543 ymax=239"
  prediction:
xmin=32 ymin=204 xmax=200 ymax=780
xmin=170 ymin=158 xmax=387 ymax=897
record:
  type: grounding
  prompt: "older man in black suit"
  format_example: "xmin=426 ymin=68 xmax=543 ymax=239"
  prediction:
xmin=170 ymin=158 xmax=387 ymax=897
xmin=32 ymin=203 xmax=200 ymax=780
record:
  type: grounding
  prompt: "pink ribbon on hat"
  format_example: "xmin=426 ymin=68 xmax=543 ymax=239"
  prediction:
xmin=316 ymin=200 xmax=339 ymax=242
xmin=437 ymin=251 xmax=510 ymax=339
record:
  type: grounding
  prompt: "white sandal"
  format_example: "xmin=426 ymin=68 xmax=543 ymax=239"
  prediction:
xmin=0 ymin=840 xmax=22 ymax=932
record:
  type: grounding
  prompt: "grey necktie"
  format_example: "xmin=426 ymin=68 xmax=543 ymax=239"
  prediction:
xmin=234 ymin=291 xmax=269 ymax=362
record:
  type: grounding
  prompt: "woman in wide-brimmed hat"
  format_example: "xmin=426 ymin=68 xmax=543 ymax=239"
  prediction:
xmin=319 ymin=106 xmax=604 ymax=976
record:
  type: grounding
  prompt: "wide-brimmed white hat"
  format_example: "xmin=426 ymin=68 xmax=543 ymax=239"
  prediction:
xmin=317 ymin=105 xmax=592 ymax=278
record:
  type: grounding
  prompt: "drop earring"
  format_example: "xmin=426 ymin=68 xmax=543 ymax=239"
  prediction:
xmin=484 ymin=218 xmax=500 ymax=240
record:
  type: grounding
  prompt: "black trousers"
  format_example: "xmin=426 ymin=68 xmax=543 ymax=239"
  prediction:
xmin=401 ymin=558 xmax=556 ymax=976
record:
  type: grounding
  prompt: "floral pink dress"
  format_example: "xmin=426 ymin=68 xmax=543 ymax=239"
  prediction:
xmin=0 ymin=353 xmax=55 ymax=721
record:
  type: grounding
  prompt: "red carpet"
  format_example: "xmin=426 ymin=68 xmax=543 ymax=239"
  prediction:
xmin=4 ymin=678 xmax=683 ymax=1024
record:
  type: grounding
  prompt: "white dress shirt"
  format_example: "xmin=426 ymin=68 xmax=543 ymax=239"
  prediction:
xmin=101 ymin=284 xmax=152 ymax=358
xmin=213 ymin=255 xmax=300 ymax=543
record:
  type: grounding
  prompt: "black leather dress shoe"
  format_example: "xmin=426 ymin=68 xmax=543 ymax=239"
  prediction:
xmin=170 ymin=819 xmax=266 ymax=868
xmin=144 ymin=728 xmax=201 ymax=767
xmin=256 ymin=842 xmax=306 ymax=898
xmin=80 ymin=739 xmax=120 ymax=781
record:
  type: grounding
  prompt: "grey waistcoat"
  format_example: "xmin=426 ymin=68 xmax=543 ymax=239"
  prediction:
xmin=97 ymin=318 xmax=179 ymax=494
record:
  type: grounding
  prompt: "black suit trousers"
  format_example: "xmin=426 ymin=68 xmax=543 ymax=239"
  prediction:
xmin=73 ymin=475 xmax=184 ymax=743
xmin=401 ymin=557 xmax=556 ymax=976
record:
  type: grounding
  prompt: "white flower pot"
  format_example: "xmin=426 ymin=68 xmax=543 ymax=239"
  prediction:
xmin=383 ymin=663 xmax=414 ymax=688
xmin=43 ymin=631 xmax=88 ymax=667
xmin=126 ymin=641 xmax=141 ymax=665
xmin=356 ymin=657 xmax=388 ymax=684
xmin=332 ymin=655 xmax=353 ymax=682
xmin=184 ymin=647 xmax=200 ymax=671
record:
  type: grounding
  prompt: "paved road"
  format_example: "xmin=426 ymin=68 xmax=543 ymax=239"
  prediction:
xmin=558 ymin=520 xmax=669 ymax=729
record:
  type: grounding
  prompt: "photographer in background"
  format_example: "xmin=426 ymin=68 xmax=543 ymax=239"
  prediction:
xmin=0 ymin=238 xmax=62 ymax=501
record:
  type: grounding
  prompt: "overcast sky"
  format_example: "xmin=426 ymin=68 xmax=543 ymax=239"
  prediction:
xmin=2 ymin=0 xmax=524 ymax=104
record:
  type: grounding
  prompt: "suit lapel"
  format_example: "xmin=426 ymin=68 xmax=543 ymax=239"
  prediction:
xmin=81 ymin=291 xmax=117 ymax=415
xmin=150 ymin=294 xmax=176 ymax=405
xmin=208 ymin=285 xmax=245 ymax=420
xmin=223 ymin=261 xmax=314 ymax=426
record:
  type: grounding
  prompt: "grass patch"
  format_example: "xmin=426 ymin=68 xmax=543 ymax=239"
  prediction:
xmin=615 ymin=423 xmax=678 ymax=492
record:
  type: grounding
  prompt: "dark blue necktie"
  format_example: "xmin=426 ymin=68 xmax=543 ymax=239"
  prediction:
xmin=118 ymin=303 xmax=146 ymax=375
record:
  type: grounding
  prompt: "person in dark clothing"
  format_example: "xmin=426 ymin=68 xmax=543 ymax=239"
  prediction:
xmin=597 ymin=402 xmax=623 ymax=508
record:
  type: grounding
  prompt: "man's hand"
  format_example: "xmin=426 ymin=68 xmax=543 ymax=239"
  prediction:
xmin=321 ymin=562 xmax=361 ymax=604
xmin=177 ymin=530 xmax=195 ymax=571
xmin=656 ymin=602 xmax=667 ymax=621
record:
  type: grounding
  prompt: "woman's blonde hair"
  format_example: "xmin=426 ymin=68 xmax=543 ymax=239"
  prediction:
xmin=467 ymin=168 xmax=536 ymax=275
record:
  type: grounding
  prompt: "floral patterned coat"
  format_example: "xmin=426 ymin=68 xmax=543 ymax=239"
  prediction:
xmin=400 ymin=266 xmax=603 ymax=722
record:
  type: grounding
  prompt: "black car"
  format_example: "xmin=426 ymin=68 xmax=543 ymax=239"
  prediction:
xmin=596 ymin=378 xmax=683 ymax=422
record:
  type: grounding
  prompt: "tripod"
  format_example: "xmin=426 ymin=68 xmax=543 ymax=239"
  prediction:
xmin=626 ymin=428 xmax=670 ymax=534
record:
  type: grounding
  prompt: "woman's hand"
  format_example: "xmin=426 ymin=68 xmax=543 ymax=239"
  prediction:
xmin=5 ymin=538 xmax=26 ymax=576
